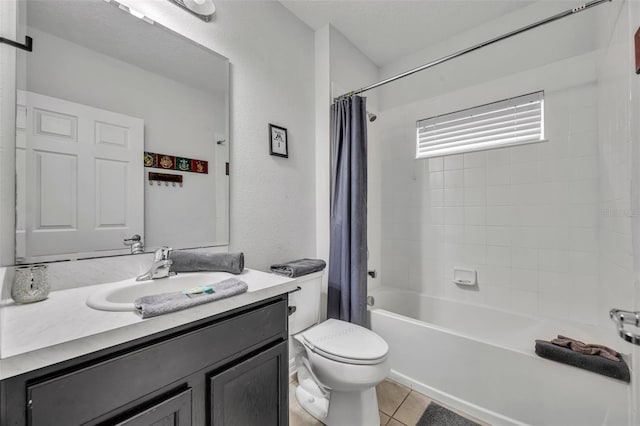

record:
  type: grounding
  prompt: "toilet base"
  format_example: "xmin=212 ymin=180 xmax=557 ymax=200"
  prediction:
xmin=296 ymin=384 xmax=381 ymax=426
xmin=324 ymin=387 xmax=380 ymax=426
xmin=296 ymin=384 xmax=329 ymax=421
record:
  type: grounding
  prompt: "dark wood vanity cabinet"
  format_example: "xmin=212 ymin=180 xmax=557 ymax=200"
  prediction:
xmin=0 ymin=295 xmax=290 ymax=426
xmin=210 ymin=341 xmax=288 ymax=426
xmin=114 ymin=389 xmax=193 ymax=426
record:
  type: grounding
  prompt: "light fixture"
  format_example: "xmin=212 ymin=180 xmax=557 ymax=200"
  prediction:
xmin=115 ymin=3 xmax=154 ymax=24
xmin=169 ymin=0 xmax=215 ymax=22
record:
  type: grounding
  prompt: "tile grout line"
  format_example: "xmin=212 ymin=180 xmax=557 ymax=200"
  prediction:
xmin=389 ymin=388 xmax=413 ymax=419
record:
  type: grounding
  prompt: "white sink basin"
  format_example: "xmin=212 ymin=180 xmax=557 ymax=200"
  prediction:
xmin=86 ymin=271 xmax=241 ymax=312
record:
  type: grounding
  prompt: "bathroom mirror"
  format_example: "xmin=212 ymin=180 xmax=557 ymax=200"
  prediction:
xmin=15 ymin=0 xmax=229 ymax=264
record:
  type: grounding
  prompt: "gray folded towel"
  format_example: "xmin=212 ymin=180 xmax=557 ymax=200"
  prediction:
xmin=535 ymin=340 xmax=630 ymax=382
xmin=270 ymin=258 xmax=326 ymax=278
xmin=169 ymin=251 xmax=244 ymax=274
xmin=134 ymin=278 xmax=248 ymax=319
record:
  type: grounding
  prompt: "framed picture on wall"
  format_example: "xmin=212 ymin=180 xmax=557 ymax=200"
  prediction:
xmin=269 ymin=124 xmax=288 ymax=158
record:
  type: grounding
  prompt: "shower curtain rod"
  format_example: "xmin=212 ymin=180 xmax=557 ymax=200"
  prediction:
xmin=334 ymin=0 xmax=611 ymax=101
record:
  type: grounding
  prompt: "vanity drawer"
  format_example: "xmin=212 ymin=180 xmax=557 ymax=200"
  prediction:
xmin=26 ymin=299 xmax=287 ymax=426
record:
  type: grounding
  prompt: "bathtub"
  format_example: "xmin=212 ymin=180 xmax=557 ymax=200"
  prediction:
xmin=368 ymin=288 xmax=632 ymax=426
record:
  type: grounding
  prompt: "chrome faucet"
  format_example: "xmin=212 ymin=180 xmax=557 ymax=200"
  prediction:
xmin=136 ymin=247 xmax=176 ymax=281
xmin=124 ymin=234 xmax=144 ymax=254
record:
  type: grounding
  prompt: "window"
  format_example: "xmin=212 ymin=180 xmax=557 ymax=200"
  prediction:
xmin=416 ymin=91 xmax=545 ymax=159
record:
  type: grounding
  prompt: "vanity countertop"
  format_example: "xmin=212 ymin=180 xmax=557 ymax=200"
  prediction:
xmin=0 ymin=269 xmax=297 ymax=380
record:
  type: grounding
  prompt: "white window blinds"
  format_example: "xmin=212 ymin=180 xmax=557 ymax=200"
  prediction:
xmin=416 ymin=91 xmax=545 ymax=159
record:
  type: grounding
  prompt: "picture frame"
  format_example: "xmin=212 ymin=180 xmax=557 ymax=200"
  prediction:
xmin=269 ymin=124 xmax=288 ymax=158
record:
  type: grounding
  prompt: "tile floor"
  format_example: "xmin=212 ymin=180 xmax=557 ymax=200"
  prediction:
xmin=289 ymin=376 xmax=488 ymax=426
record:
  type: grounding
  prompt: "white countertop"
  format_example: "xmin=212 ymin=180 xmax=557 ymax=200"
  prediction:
xmin=0 ymin=269 xmax=297 ymax=380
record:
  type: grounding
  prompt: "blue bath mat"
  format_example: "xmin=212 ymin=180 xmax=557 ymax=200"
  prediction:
xmin=417 ymin=402 xmax=480 ymax=426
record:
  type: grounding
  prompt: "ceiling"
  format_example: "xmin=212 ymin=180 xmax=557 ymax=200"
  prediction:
xmin=27 ymin=0 xmax=229 ymax=95
xmin=280 ymin=0 xmax=536 ymax=67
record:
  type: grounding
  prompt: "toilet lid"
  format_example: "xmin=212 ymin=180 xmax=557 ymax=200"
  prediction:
xmin=301 ymin=319 xmax=389 ymax=364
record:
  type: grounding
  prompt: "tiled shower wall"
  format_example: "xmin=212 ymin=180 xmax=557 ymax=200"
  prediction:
xmin=596 ymin=0 xmax=635 ymax=328
xmin=380 ymin=53 xmax=603 ymax=324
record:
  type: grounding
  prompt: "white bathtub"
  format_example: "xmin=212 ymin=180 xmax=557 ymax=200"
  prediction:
xmin=368 ymin=288 xmax=632 ymax=426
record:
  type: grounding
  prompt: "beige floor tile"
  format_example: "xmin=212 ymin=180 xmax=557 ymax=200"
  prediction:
xmin=386 ymin=419 xmax=407 ymax=426
xmin=376 ymin=379 xmax=411 ymax=416
xmin=289 ymin=383 xmax=324 ymax=426
xmin=379 ymin=411 xmax=391 ymax=425
xmin=393 ymin=391 xmax=432 ymax=426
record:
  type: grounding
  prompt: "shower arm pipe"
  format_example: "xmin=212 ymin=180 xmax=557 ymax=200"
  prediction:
xmin=334 ymin=0 xmax=612 ymax=101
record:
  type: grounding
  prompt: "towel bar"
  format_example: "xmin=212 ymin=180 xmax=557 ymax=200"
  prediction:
xmin=609 ymin=308 xmax=640 ymax=346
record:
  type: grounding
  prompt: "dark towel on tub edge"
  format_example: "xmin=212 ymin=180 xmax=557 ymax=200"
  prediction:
xmin=535 ymin=340 xmax=631 ymax=383
xmin=270 ymin=258 xmax=326 ymax=278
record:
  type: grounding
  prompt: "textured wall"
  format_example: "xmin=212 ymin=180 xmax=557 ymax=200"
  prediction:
xmin=3 ymin=0 xmax=317 ymax=279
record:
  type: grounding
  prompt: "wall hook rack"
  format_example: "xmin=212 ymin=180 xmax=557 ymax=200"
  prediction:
xmin=0 ymin=35 xmax=33 ymax=52
xmin=149 ymin=172 xmax=183 ymax=187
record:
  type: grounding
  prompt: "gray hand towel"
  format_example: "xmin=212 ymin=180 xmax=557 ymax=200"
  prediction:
xmin=134 ymin=278 xmax=248 ymax=319
xmin=169 ymin=251 xmax=244 ymax=274
xmin=534 ymin=340 xmax=630 ymax=382
xmin=270 ymin=258 xmax=326 ymax=278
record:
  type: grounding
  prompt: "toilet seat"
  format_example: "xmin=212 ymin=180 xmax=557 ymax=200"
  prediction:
xmin=300 ymin=319 xmax=389 ymax=365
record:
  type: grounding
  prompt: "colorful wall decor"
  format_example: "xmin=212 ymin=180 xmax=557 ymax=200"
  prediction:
xmin=144 ymin=152 xmax=208 ymax=174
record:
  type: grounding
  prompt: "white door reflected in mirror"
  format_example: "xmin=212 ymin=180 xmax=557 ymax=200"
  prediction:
xmin=14 ymin=0 xmax=230 ymax=264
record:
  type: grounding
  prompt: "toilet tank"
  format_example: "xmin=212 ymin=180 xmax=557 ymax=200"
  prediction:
xmin=288 ymin=271 xmax=324 ymax=335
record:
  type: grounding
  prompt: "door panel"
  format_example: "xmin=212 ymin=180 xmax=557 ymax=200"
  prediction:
xmin=17 ymin=90 xmax=144 ymax=261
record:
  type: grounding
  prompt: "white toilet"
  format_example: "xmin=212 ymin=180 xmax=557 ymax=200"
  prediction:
xmin=289 ymin=271 xmax=390 ymax=426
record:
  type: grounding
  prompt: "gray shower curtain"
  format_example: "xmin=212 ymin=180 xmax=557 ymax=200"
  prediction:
xmin=328 ymin=95 xmax=368 ymax=327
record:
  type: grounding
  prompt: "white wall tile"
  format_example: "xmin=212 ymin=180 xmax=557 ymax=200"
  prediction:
xmin=511 ymin=227 xmax=539 ymax=248
xmin=444 ymin=170 xmax=464 ymax=188
xmin=486 ymin=186 xmax=512 ymax=205
xmin=444 ymin=207 xmax=464 ymax=225
xmin=511 ymin=268 xmax=539 ymax=291
xmin=512 ymin=247 xmax=539 ymax=270
xmin=486 ymin=206 xmax=514 ymax=226
xmin=465 ymin=226 xmax=486 ymax=245
xmin=487 ymin=149 xmax=510 ymax=167
xmin=428 ymin=157 xmax=444 ymax=172
xmin=464 ymin=187 xmax=486 ymax=206
xmin=430 ymin=189 xmax=444 ymax=207
xmin=379 ymin=59 xmax=611 ymax=326
xmin=429 ymin=171 xmax=444 ymax=188
xmin=487 ymin=245 xmax=511 ymax=267
xmin=444 ymin=154 xmax=464 ymax=170
xmin=510 ymin=144 xmax=539 ymax=164
xmin=486 ymin=226 xmax=511 ymax=246
xmin=464 ymin=151 xmax=486 ymax=169
xmin=464 ymin=168 xmax=486 ymax=188
xmin=510 ymin=289 xmax=538 ymax=315
xmin=511 ymin=162 xmax=539 ymax=184
xmin=464 ymin=206 xmax=486 ymax=226
xmin=486 ymin=165 xmax=510 ymax=186
xmin=444 ymin=188 xmax=464 ymax=206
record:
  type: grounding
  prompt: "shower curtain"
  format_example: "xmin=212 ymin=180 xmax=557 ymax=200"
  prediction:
xmin=328 ymin=95 xmax=368 ymax=327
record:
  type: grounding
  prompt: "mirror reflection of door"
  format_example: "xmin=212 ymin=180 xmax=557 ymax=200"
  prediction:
xmin=14 ymin=0 xmax=230 ymax=263
xmin=16 ymin=91 xmax=144 ymax=261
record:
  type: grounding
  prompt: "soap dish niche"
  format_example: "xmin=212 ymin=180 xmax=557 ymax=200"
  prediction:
xmin=453 ymin=268 xmax=477 ymax=287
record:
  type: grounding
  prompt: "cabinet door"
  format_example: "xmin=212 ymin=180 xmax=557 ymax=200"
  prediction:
xmin=114 ymin=388 xmax=192 ymax=426
xmin=210 ymin=341 xmax=288 ymax=426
